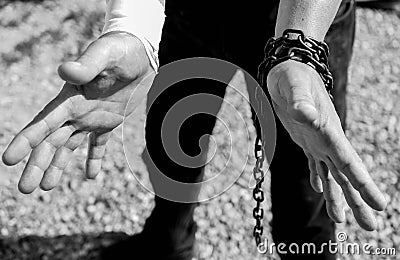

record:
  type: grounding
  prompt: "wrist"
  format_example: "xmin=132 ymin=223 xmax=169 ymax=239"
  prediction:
xmin=101 ymin=0 xmax=165 ymax=72
xmin=268 ymin=60 xmax=321 ymax=87
xmin=259 ymin=29 xmax=333 ymax=100
xmin=98 ymin=32 xmax=151 ymax=78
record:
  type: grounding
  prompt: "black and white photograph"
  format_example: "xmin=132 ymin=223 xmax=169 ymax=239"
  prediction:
xmin=0 ymin=0 xmax=399 ymax=259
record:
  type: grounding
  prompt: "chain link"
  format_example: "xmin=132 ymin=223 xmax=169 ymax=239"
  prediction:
xmin=252 ymin=136 xmax=266 ymax=247
xmin=258 ymin=29 xmax=334 ymax=100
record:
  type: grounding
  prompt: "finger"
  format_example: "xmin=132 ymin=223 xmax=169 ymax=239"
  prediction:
xmin=344 ymin=186 xmax=377 ymax=231
xmin=3 ymin=95 xmax=72 ymax=166
xmin=317 ymin=161 xmax=345 ymax=223
xmin=85 ymin=131 xmax=111 ymax=179
xmin=326 ymin=159 xmax=377 ymax=231
xmin=305 ymin=153 xmax=323 ymax=193
xmin=328 ymin=137 xmax=386 ymax=211
xmin=310 ymin=160 xmax=323 ymax=193
xmin=58 ymin=39 xmax=111 ymax=85
xmin=40 ymin=131 xmax=87 ymax=191
xmin=18 ymin=124 xmax=75 ymax=194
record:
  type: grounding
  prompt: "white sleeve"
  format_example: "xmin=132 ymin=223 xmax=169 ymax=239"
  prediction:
xmin=102 ymin=0 xmax=165 ymax=72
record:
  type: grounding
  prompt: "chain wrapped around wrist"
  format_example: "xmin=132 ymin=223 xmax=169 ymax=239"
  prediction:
xmin=251 ymin=29 xmax=334 ymax=248
xmin=258 ymin=28 xmax=334 ymax=100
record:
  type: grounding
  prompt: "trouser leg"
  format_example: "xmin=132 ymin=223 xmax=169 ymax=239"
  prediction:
xmin=327 ymin=0 xmax=356 ymax=129
xmin=143 ymin=75 xmax=227 ymax=221
xmin=141 ymin=12 xmax=228 ymax=258
xmin=141 ymin=77 xmax=226 ymax=258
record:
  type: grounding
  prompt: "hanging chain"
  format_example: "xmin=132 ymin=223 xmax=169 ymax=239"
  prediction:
xmin=252 ymin=135 xmax=266 ymax=247
xmin=252 ymin=29 xmax=334 ymax=247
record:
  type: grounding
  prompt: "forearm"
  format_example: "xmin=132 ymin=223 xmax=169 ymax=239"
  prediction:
xmin=102 ymin=0 xmax=165 ymax=71
xmin=275 ymin=0 xmax=342 ymax=40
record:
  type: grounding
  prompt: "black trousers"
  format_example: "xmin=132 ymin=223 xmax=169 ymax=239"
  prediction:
xmin=143 ymin=1 xmax=356 ymax=259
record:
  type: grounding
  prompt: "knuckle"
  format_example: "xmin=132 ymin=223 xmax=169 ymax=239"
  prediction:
xmin=335 ymin=178 xmax=348 ymax=187
xmin=338 ymin=161 xmax=352 ymax=173
xmin=332 ymin=173 xmax=348 ymax=187
xmin=21 ymin=132 xmax=34 ymax=149
xmin=43 ymin=139 xmax=58 ymax=153
xmin=324 ymin=175 xmax=335 ymax=185
xmin=324 ymin=195 xmax=337 ymax=204
xmin=42 ymin=118 xmax=52 ymax=136
xmin=354 ymin=179 xmax=369 ymax=192
xmin=350 ymin=201 xmax=364 ymax=210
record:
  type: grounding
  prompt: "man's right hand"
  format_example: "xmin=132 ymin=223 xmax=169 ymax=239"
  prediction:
xmin=2 ymin=32 xmax=154 ymax=193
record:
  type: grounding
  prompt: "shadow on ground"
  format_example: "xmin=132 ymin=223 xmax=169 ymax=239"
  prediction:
xmin=0 ymin=232 xmax=130 ymax=260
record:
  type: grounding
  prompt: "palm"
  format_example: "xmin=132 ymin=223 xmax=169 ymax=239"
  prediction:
xmin=63 ymin=76 xmax=142 ymax=132
xmin=62 ymin=85 xmax=124 ymax=132
xmin=267 ymin=60 xmax=386 ymax=231
xmin=271 ymin=72 xmax=337 ymax=157
xmin=2 ymin=32 xmax=153 ymax=193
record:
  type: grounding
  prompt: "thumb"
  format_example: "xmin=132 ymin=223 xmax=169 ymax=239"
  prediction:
xmin=58 ymin=40 xmax=110 ymax=85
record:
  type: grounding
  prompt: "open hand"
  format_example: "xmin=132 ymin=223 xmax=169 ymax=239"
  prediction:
xmin=267 ymin=60 xmax=387 ymax=231
xmin=2 ymin=32 xmax=154 ymax=193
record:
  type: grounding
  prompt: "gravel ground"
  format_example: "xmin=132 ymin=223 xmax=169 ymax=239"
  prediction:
xmin=0 ymin=1 xmax=399 ymax=259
